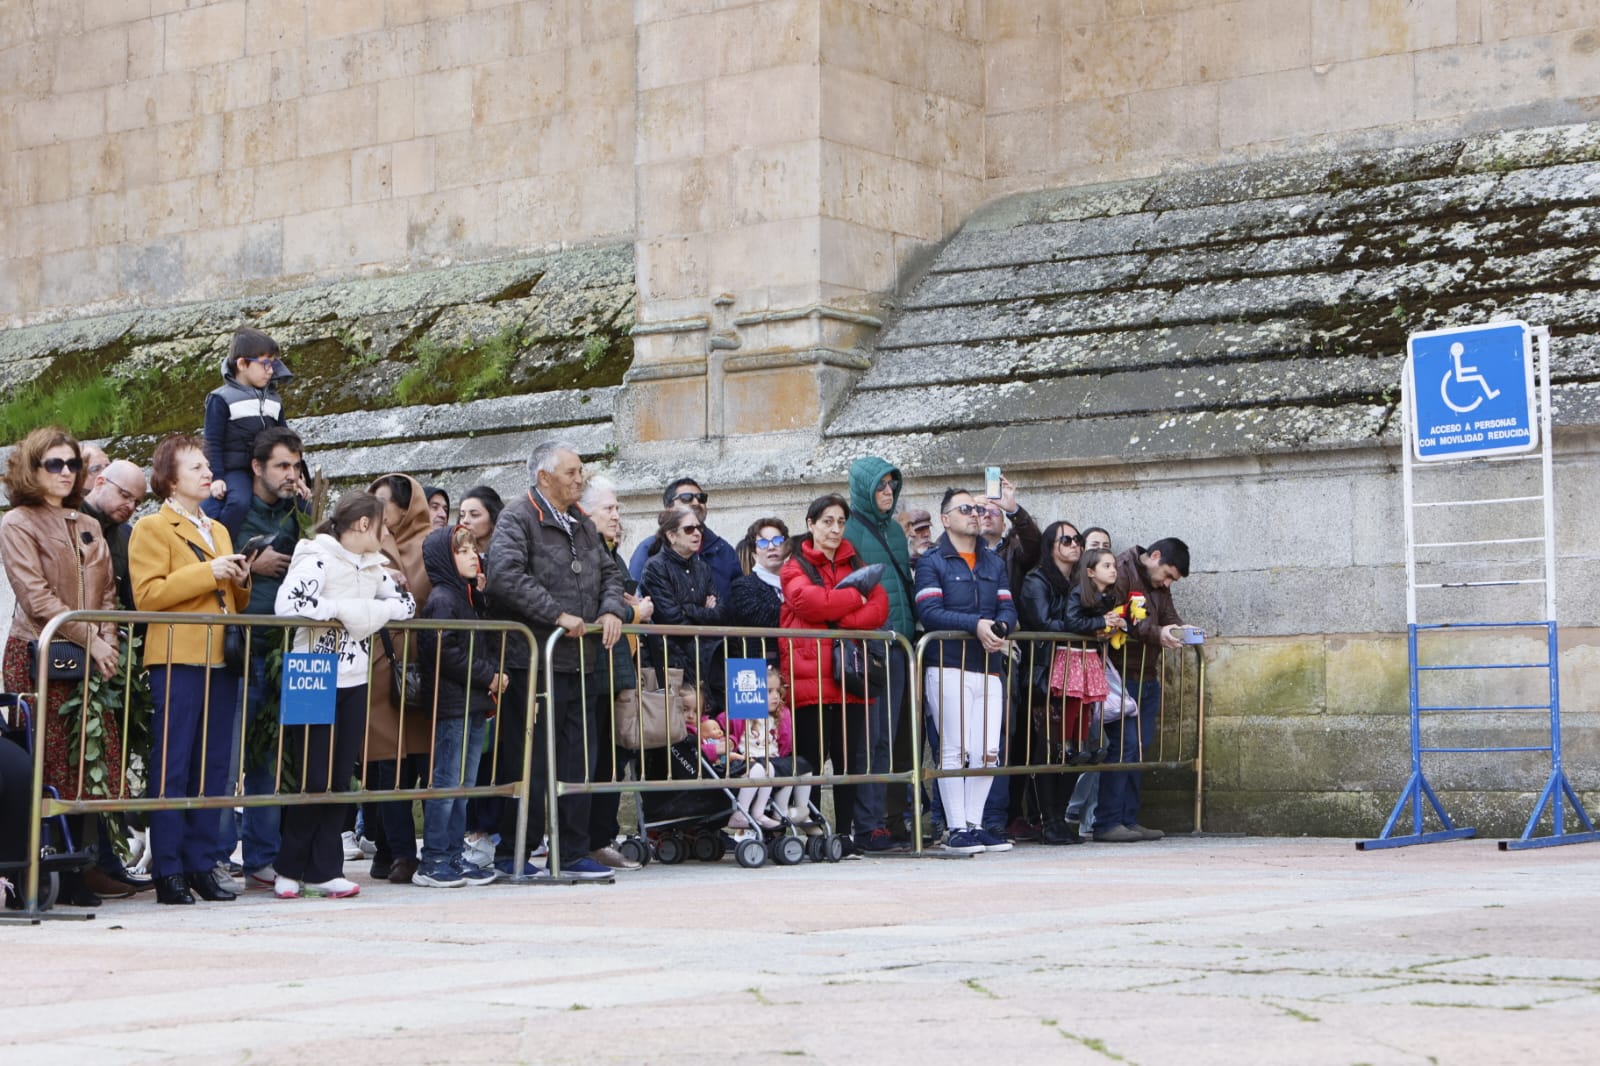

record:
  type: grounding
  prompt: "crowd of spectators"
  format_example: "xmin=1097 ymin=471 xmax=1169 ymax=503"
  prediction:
xmin=1 ymin=327 xmax=1196 ymax=909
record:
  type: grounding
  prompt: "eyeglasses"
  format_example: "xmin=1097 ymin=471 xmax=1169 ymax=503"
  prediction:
xmin=756 ymin=535 xmax=786 ymax=549
xmin=105 ymin=480 xmax=143 ymax=503
xmin=673 ymin=491 xmax=709 ymax=505
xmin=40 ymin=457 xmax=83 ymax=474
xmin=677 ymin=524 xmax=703 ymax=535
xmin=945 ymin=503 xmax=985 ymax=516
xmin=1058 ymin=534 xmax=1082 ymax=546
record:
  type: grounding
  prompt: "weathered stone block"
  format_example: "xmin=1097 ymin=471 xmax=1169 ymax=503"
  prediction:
xmin=307 ymin=0 xmax=383 ymax=41
xmin=1218 ymin=52 xmax=1414 ymax=147
xmin=1324 ymin=636 xmax=1409 ymax=716
xmin=297 ymin=84 xmax=380 ymax=156
xmin=165 ymin=1 xmax=246 ymax=70
xmin=723 ymin=364 xmax=824 ymax=434
xmin=621 ymin=375 xmax=710 ymax=442
xmin=51 ymin=23 xmax=127 ymax=93
xmin=1208 ymin=639 xmax=1328 ymax=718
xmin=1183 ymin=0 xmax=1311 ymax=82
xmin=1310 ymin=0 xmax=1459 ymax=65
xmin=14 ymin=89 xmax=104 ymax=148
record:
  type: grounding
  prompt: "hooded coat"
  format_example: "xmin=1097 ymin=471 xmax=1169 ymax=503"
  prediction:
xmin=366 ymin=473 xmax=435 ymax=758
xmin=418 ymin=527 xmax=501 ymax=720
xmin=841 ymin=456 xmax=915 ymax=637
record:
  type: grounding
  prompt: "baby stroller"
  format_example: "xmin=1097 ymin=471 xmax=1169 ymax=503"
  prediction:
xmin=626 ymin=728 xmax=845 ymax=869
xmin=1 ymin=693 xmax=96 ymax=917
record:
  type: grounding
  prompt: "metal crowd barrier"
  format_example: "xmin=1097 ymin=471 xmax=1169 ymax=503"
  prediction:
xmin=542 ymin=622 xmax=919 ymax=873
xmin=913 ymin=630 xmax=1207 ymax=838
xmin=8 ymin=609 xmax=541 ymax=920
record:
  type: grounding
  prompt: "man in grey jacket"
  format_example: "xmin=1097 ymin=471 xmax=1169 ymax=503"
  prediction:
xmin=487 ymin=440 xmax=627 ymax=880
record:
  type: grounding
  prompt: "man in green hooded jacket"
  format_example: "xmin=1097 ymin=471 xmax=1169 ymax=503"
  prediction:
xmin=843 ymin=456 xmax=942 ymax=844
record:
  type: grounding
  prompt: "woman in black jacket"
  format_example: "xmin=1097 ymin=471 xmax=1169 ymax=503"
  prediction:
xmin=414 ymin=525 xmax=508 ymax=888
xmin=1017 ymin=520 xmax=1099 ymax=844
xmin=728 ymin=516 xmax=788 ymax=663
xmin=640 ymin=506 xmax=728 ymax=701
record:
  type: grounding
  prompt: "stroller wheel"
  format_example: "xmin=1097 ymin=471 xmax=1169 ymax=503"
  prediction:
xmin=823 ymin=834 xmax=845 ymax=863
xmin=735 ymin=837 xmax=767 ymax=869
xmin=617 ymin=837 xmax=649 ymax=867
xmin=656 ymin=834 xmax=688 ymax=865
xmin=805 ymin=835 xmax=827 ymax=863
xmin=771 ymin=835 xmax=806 ymax=866
xmin=692 ymin=831 xmax=722 ymax=863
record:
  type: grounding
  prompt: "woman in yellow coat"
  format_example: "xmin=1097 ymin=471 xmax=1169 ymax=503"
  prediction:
xmin=129 ymin=434 xmax=249 ymax=906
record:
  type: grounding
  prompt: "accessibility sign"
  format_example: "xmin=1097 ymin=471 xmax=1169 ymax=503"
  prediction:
xmin=1406 ymin=320 xmax=1537 ymax=462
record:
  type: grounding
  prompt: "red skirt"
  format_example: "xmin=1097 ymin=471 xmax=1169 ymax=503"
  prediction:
xmin=3 ymin=635 xmax=127 ymax=801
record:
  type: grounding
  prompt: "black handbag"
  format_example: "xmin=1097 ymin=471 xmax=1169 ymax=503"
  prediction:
xmin=27 ymin=639 xmax=91 ymax=685
xmin=378 ymin=629 xmax=424 ymax=711
xmin=832 ymin=638 xmax=890 ymax=699
xmin=31 ymin=512 xmax=96 ymax=685
xmin=185 ymin=542 xmax=247 ymax=674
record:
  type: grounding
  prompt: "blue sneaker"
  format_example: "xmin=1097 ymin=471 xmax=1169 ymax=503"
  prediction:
xmin=975 ymin=827 xmax=1013 ymax=853
xmin=453 ymin=860 xmax=501 ymax=886
xmin=493 ymin=857 xmax=548 ymax=879
xmin=411 ymin=861 xmax=466 ymax=888
xmin=942 ymin=829 xmax=983 ymax=856
xmin=558 ymin=856 xmax=613 ymax=880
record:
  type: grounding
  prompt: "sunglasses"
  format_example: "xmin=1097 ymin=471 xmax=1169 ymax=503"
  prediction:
xmin=677 ymin=524 xmax=703 ymax=535
xmin=756 ymin=535 xmax=786 ymax=549
xmin=673 ymin=491 xmax=709 ymax=505
xmin=945 ymin=503 xmax=986 ymax=516
xmin=40 ymin=457 xmax=83 ymax=474
xmin=1058 ymin=534 xmax=1083 ymax=546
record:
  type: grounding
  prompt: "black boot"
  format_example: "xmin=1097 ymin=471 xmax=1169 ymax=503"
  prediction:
xmin=1040 ymin=818 xmax=1084 ymax=846
xmin=186 ymin=869 xmax=236 ymax=901
xmin=155 ymin=874 xmax=195 ymax=905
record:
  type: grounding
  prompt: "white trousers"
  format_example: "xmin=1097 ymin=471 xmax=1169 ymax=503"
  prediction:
xmin=924 ymin=667 xmax=1004 ymax=830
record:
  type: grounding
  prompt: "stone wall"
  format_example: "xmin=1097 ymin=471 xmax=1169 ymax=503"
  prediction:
xmin=984 ymin=0 xmax=1600 ymax=197
xmin=2 ymin=0 xmax=635 ymax=326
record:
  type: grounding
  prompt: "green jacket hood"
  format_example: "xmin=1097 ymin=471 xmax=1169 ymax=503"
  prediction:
xmin=847 ymin=456 xmax=901 ymax=527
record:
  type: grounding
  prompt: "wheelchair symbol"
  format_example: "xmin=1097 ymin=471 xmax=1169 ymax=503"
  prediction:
xmin=1439 ymin=341 xmax=1501 ymax=414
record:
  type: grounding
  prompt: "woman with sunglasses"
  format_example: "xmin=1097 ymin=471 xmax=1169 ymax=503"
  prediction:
xmin=1 ymin=427 xmax=122 ymax=906
xmin=640 ymin=506 xmax=728 ymax=696
xmin=728 ymin=517 xmax=790 ymax=663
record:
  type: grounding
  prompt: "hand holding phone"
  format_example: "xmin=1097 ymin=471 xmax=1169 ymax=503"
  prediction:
xmin=239 ymin=534 xmax=275 ymax=559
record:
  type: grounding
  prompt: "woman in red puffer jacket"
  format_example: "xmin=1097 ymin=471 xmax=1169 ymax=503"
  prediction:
xmin=778 ymin=493 xmax=893 ymax=851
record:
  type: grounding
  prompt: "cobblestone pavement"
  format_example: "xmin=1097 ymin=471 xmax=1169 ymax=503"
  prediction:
xmin=6 ymin=836 xmax=1597 ymax=1065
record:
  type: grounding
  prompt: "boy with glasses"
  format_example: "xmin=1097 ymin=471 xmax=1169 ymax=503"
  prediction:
xmin=201 ymin=327 xmax=293 ymax=538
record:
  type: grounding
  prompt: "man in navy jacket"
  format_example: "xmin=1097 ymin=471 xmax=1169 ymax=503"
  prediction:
xmin=914 ymin=488 xmax=1018 ymax=856
xmin=627 ymin=476 xmax=740 ymax=604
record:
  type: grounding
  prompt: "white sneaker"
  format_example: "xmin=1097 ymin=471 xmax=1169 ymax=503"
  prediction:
xmin=246 ymin=864 xmax=279 ymax=889
xmin=530 ymin=837 xmax=549 ymax=859
xmin=357 ymin=835 xmax=377 ymax=858
xmin=273 ymin=875 xmax=302 ymax=899
xmin=213 ymin=862 xmax=245 ymax=893
xmin=463 ymin=834 xmax=496 ymax=870
xmin=341 ymin=831 xmax=363 ymax=861
xmin=304 ymin=876 xmax=360 ymax=898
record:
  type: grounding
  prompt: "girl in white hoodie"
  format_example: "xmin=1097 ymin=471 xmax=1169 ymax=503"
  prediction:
xmin=272 ymin=492 xmax=415 ymax=899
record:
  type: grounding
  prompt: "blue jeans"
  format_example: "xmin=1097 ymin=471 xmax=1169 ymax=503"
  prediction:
xmin=217 ymin=657 xmax=282 ymax=872
xmin=422 ymin=713 xmax=488 ymax=867
xmin=1093 ymin=677 xmax=1163 ymax=833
